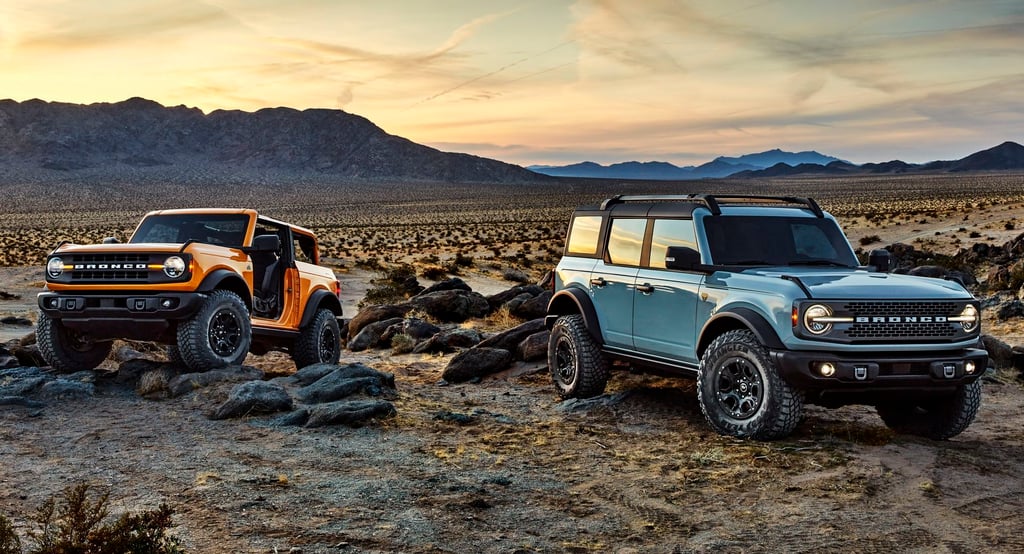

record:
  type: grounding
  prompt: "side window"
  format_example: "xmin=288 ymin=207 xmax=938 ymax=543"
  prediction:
xmin=294 ymin=234 xmax=317 ymax=264
xmin=566 ymin=215 xmax=602 ymax=255
xmin=607 ymin=219 xmax=647 ymax=266
xmin=649 ymin=219 xmax=697 ymax=268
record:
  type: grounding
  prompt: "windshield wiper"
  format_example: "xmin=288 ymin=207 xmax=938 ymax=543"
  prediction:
xmin=788 ymin=259 xmax=853 ymax=267
xmin=730 ymin=260 xmax=773 ymax=266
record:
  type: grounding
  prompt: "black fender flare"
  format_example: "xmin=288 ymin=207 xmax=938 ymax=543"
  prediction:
xmin=197 ymin=269 xmax=252 ymax=310
xmin=299 ymin=289 xmax=344 ymax=329
xmin=545 ymin=287 xmax=604 ymax=345
xmin=697 ymin=307 xmax=785 ymax=356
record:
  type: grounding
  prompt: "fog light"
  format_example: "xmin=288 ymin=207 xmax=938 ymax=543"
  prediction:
xmin=819 ymin=362 xmax=836 ymax=377
xmin=965 ymin=361 xmax=976 ymax=374
xmin=49 ymin=298 xmax=59 ymax=308
xmin=161 ymin=299 xmax=173 ymax=308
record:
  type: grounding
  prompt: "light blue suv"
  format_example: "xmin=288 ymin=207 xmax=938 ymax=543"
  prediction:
xmin=545 ymin=195 xmax=987 ymax=440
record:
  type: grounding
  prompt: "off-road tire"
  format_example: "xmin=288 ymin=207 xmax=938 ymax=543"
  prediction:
xmin=548 ymin=314 xmax=609 ymax=398
xmin=697 ymin=329 xmax=803 ymax=440
xmin=292 ymin=308 xmax=341 ymax=369
xmin=36 ymin=312 xmax=112 ymax=372
xmin=876 ymin=380 xmax=981 ymax=440
xmin=166 ymin=345 xmax=184 ymax=366
xmin=176 ymin=290 xmax=251 ymax=372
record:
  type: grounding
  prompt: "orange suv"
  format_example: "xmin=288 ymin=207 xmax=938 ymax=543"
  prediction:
xmin=38 ymin=208 xmax=343 ymax=372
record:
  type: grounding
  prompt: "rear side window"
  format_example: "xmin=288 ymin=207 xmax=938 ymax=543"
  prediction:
xmin=566 ymin=215 xmax=602 ymax=255
xmin=649 ymin=219 xmax=697 ymax=268
xmin=607 ymin=218 xmax=647 ymax=266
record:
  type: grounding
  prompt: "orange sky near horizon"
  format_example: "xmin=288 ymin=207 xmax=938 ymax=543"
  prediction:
xmin=1 ymin=0 xmax=1022 ymax=166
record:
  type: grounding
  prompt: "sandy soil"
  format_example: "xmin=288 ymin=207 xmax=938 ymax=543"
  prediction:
xmin=3 ymin=206 xmax=1024 ymax=553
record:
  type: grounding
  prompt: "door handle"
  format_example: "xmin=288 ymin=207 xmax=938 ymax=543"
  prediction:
xmin=590 ymin=277 xmax=607 ymax=287
xmin=636 ymin=283 xmax=654 ymax=294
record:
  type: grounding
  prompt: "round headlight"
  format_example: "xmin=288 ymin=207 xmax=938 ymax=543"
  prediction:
xmin=47 ymin=257 xmax=64 ymax=278
xmin=163 ymin=256 xmax=186 ymax=278
xmin=959 ymin=304 xmax=978 ymax=332
xmin=803 ymin=304 xmax=833 ymax=335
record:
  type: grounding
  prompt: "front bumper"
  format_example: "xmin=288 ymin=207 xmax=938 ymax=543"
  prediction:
xmin=38 ymin=291 xmax=206 ymax=341
xmin=771 ymin=347 xmax=988 ymax=392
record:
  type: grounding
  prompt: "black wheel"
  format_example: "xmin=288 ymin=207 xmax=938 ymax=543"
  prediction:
xmin=292 ymin=308 xmax=341 ymax=369
xmin=36 ymin=312 xmax=112 ymax=372
xmin=176 ymin=290 xmax=251 ymax=372
xmin=547 ymin=314 xmax=609 ymax=398
xmin=697 ymin=329 xmax=803 ymax=440
xmin=876 ymin=380 xmax=981 ymax=440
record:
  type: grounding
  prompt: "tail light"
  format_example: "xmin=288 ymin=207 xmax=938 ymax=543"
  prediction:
xmin=333 ymin=280 xmax=342 ymax=297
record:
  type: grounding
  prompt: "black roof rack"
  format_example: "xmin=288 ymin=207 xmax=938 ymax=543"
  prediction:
xmin=598 ymin=194 xmax=823 ymax=217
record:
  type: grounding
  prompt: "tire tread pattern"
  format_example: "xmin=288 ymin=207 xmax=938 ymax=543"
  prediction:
xmin=36 ymin=312 xmax=112 ymax=372
xmin=292 ymin=308 xmax=341 ymax=369
xmin=176 ymin=290 xmax=251 ymax=372
xmin=548 ymin=314 xmax=609 ymax=398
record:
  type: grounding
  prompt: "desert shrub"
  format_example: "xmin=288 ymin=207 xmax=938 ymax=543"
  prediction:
xmin=419 ymin=265 xmax=447 ymax=280
xmin=969 ymin=231 xmax=982 ymax=238
xmin=391 ymin=333 xmax=416 ymax=355
xmin=6 ymin=482 xmax=185 ymax=554
xmin=1005 ymin=221 xmax=1015 ymax=231
xmin=360 ymin=264 xmax=422 ymax=308
xmin=453 ymin=253 xmax=474 ymax=268
xmin=502 ymin=269 xmax=531 ymax=283
xmin=0 ymin=514 xmax=20 ymax=554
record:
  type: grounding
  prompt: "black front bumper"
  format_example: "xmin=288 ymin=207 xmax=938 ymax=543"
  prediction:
xmin=772 ymin=347 xmax=988 ymax=393
xmin=38 ymin=291 xmax=206 ymax=341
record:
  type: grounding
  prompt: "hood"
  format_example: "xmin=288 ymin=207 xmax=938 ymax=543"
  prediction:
xmin=53 ymin=243 xmax=185 ymax=255
xmin=746 ymin=268 xmax=972 ymax=300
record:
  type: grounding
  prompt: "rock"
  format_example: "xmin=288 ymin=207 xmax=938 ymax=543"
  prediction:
xmin=305 ymin=399 xmax=396 ymax=427
xmin=406 ymin=290 xmax=490 ymax=323
xmin=387 ymin=318 xmax=441 ymax=342
xmin=136 ymin=369 xmax=176 ymax=397
xmin=510 ymin=291 xmax=552 ymax=320
xmin=502 ymin=269 xmax=531 ymax=284
xmin=996 ymin=300 xmax=1024 ymax=320
xmin=505 ymin=293 xmax=534 ymax=314
xmin=11 ymin=345 xmax=46 ymax=368
xmin=18 ymin=332 xmax=36 ymax=347
xmin=288 ymin=363 xmax=339 ymax=386
xmin=537 ymin=270 xmax=554 ymax=289
xmin=167 ymin=366 xmax=264 ymax=398
xmin=433 ymin=410 xmax=475 ymax=425
xmin=0 ymin=368 xmax=48 ymax=396
xmin=0 ymin=396 xmax=44 ymax=408
xmin=948 ymin=270 xmax=978 ymax=286
xmin=347 ymin=304 xmax=413 ymax=337
xmin=38 ymin=379 xmax=94 ymax=400
xmin=0 ymin=355 xmax=19 ymax=369
xmin=487 ymin=285 xmax=545 ymax=310
xmin=415 ymin=277 xmax=472 ymax=296
xmin=477 ymin=319 xmax=546 ymax=352
xmin=986 ymin=266 xmax=1010 ymax=290
xmin=412 ymin=328 xmax=483 ymax=354
xmin=1012 ymin=346 xmax=1024 ymax=372
xmin=349 ymin=317 xmax=405 ymax=351
xmin=442 ymin=347 xmax=513 ymax=383
xmin=210 ymin=380 xmax=293 ymax=420
xmin=982 ymin=335 xmax=1014 ymax=368
xmin=517 ymin=331 xmax=550 ymax=362
xmin=272 ymin=408 xmax=310 ymax=427
xmin=296 ymin=363 xmax=396 ymax=403
xmin=907 ymin=265 xmax=948 ymax=279
xmin=0 ymin=316 xmax=32 ymax=326
xmin=113 ymin=344 xmax=148 ymax=363
xmin=117 ymin=358 xmax=174 ymax=385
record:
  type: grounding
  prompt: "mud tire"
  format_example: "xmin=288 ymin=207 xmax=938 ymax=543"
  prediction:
xmin=697 ymin=329 xmax=803 ymax=440
xmin=548 ymin=314 xmax=609 ymax=398
xmin=876 ymin=380 xmax=981 ymax=440
xmin=36 ymin=312 xmax=112 ymax=372
xmin=176 ymin=290 xmax=251 ymax=372
xmin=292 ymin=308 xmax=341 ymax=369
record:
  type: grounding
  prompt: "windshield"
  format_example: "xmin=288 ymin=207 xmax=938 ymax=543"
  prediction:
xmin=130 ymin=214 xmax=250 ymax=247
xmin=703 ymin=215 xmax=858 ymax=267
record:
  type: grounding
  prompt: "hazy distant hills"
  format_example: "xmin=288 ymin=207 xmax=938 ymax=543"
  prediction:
xmin=531 ymin=143 xmax=1024 ymax=180
xmin=0 ymin=98 xmax=540 ymax=183
xmin=529 ymin=149 xmax=842 ymax=179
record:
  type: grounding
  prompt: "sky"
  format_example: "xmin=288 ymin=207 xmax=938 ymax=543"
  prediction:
xmin=1 ymin=0 xmax=1022 ymax=166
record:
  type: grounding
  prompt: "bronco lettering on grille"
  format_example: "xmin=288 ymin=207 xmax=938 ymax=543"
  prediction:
xmin=855 ymin=316 xmax=948 ymax=323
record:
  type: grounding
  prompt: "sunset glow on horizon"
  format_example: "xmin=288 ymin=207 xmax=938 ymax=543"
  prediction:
xmin=2 ymin=0 xmax=1022 ymax=167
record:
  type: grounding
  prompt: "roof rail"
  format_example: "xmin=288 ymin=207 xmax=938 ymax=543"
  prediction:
xmin=598 ymin=194 xmax=823 ymax=217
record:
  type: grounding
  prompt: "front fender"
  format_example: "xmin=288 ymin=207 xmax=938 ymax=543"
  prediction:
xmin=698 ymin=306 xmax=786 ymax=356
xmin=546 ymin=287 xmax=603 ymax=345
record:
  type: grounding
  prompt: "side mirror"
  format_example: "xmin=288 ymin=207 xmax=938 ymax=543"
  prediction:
xmin=247 ymin=234 xmax=281 ymax=253
xmin=102 ymin=236 xmax=120 ymax=244
xmin=868 ymin=249 xmax=892 ymax=273
xmin=665 ymin=246 xmax=702 ymax=271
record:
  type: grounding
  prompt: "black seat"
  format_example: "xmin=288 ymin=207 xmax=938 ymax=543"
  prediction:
xmin=250 ymin=235 xmax=282 ymax=316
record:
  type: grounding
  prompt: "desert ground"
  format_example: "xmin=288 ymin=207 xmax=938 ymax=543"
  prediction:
xmin=2 ymin=173 xmax=1024 ymax=553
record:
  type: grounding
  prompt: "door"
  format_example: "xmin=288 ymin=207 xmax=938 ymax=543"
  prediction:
xmin=591 ymin=218 xmax=646 ymax=349
xmin=632 ymin=219 xmax=703 ymax=364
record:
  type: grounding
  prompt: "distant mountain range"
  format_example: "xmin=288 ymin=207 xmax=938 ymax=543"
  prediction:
xmin=529 ymin=149 xmax=843 ymax=179
xmin=0 ymin=98 xmax=540 ymax=183
xmin=529 ymin=143 xmax=1024 ymax=180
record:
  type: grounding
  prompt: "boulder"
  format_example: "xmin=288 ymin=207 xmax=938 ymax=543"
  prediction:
xmin=348 ymin=304 xmax=413 ymax=337
xmin=477 ymin=318 xmax=546 ymax=352
xmin=210 ymin=380 xmax=293 ymax=420
xmin=510 ymin=291 xmax=552 ymax=320
xmin=349 ymin=317 xmax=405 ymax=351
xmin=117 ymin=358 xmax=173 ymax=385
xmin=305 ymin=399 xmax=396 ymax=427
xmin=38 ymin=379 xmax=94 ymax=400
xmin=167 ymin=366 xmax=264 ymax=398
xmin=487 ymin=284 xmax=545 ymax=310
xmin=996 ymin=300 xmax=1024 ymax=320
xmin=0 ymin=355 xmax=19 ymax=369
xmin=517 ymin=331 xmax=550 ymax=362
xmin=0 ymin=316 xmax=32 ymax=326
xmin=0 ymin=366 xmax=48 ymax=397
xmin=407 ymin=289 xmax=490 ymax=322
xmin=11 ymin=345 xmax=46 ymax=368
xmin=982 ymin=335 xmax=1014 ymax=368
xmin=288 ymin=363 xmax=339 ymax=386
xmin=442 ymin=347 xmax=513 ymax=383
xmin=295 ymin=363 xmax=396 ymax=404
xmin=907 ymin=265 xmax=948 ymax=279
xmin=381 ymin=318 xmax=441 ymax=345
xmin=412 ymin=328 xmax=483 ymax=354
xmin=416 ymin=277 xmax=472 ymax=296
